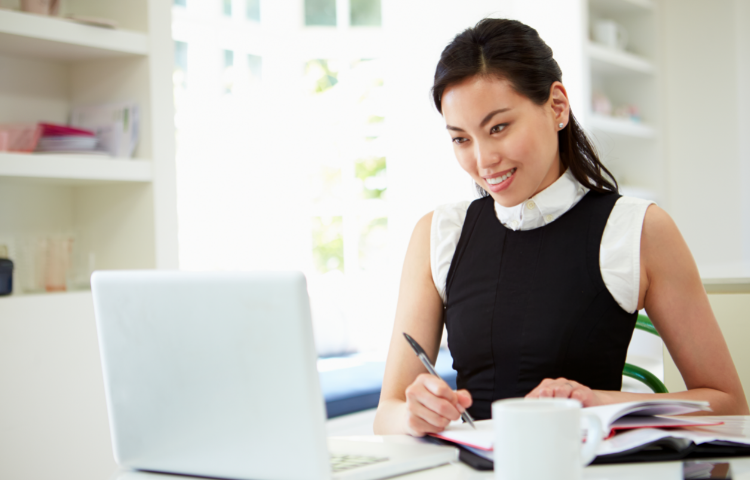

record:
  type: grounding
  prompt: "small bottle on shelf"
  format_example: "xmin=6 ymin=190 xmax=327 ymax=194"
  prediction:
xmin=0 ymin=245 xmax=14 ymax=296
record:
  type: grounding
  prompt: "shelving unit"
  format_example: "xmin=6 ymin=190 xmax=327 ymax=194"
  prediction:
xmin=587 ymin=41 xmax=654 ymax=75
xmin=0 ymin=1 xmax=177 ymax=296
xmin=589 ymin=0 xmax=655 ymax=16
xmin=582 ymin=0 xmax=664 ymax=202
xmin=588 ymin=113 xmax=656 ymax=138
xmin=0 ymin=8 xmax=148 ymax=60
xmin=0 ymin=153 xmax=153 ymax=184
xmin=0 ymin=3 xmax=177 ymax=479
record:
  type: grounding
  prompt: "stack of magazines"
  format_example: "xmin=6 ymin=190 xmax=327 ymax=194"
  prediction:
xmin=35 ymin=123 xmax=98 ymax=153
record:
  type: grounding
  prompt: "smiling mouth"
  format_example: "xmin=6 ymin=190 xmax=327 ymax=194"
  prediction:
xmin=486 ymin=168 xmax=516 ymax=185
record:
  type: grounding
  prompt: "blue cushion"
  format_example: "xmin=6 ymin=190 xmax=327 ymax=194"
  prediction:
xmin=318 ymin=348 xmax=457 ymax=418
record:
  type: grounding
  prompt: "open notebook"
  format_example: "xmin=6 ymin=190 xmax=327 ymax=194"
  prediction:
xmin=427 ymin=401 xmax=750 ymax=466
xmin=433 ymin=400 xmax=718 ymax=451
xmin=431 ymin=399 xmax=727 ymax=459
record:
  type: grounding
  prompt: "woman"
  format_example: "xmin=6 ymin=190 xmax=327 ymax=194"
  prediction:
xmin=373 ymin=18 xmax=748 ymax=437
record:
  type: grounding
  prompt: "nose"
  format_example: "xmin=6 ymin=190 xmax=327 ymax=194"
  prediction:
xmin=474 ymin=139 xmax=501 ymax=172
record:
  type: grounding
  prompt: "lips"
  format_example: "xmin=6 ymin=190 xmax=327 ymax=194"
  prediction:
xmin=486 ymin=168 xmax=516 ymax=185
xmin=483 ymin=167 xmax=516 ymax=193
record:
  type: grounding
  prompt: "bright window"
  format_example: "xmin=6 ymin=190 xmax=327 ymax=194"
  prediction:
xmin=173 ymin=0 xmax=391 ymax=356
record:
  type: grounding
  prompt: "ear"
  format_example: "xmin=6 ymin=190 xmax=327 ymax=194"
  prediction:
xmin=548 ymin=81 xmax=570 ymax=129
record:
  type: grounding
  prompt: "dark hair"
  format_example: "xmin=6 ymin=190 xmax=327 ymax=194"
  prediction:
xmin=432 ymin=18 xmax=617 ymax=196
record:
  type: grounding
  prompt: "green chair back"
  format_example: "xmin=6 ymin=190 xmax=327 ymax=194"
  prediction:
xmin=622 ymin=314 xmax=669 ymax=394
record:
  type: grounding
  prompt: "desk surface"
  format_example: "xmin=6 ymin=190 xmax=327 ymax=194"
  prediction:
xmin=110 ymin=447 xmax=750 ymax=480
xmin=110 ymin=444 xmax=750 ymax=480
xmin=111 ymin=417 xmax=750 ymax=480
xmin=331 ymin=433 xmax=750 ymax=480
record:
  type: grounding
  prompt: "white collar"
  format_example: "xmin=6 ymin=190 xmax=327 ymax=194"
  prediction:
xmin=494 ymin=169 xmax=589 ymax=231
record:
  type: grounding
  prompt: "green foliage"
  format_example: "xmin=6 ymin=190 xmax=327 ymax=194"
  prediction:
xmin=305 ymin=59 xmax=339 ymax=93
xmin=246 ymin=0 xmax=260 ymax=21
xmin=313 ymin=166 xmax=343 ymax=203
xmin=305 ymin=0 xmax=336 ymax=26
xmin=355 ymin=157 xmax=386 ymax=199
xmin=359 ymin=216 xmax=387 ymax=271
xmin=312 ymin=216 xmax=344 ymax=273
xmin=350 ymin=0 xmax=381 ymax=26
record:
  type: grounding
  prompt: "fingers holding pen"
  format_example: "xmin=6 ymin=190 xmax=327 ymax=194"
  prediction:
xmin=409 ymin=374 xmax=463 ymax=420
xmin=404 ymin=374 xmax=468 ymax=436
xmin=456 ymin=389 xmax=473 ymax=410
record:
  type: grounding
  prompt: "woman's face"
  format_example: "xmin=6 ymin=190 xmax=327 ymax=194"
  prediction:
xmin=441 ymin=75 xmax=570 ymax=207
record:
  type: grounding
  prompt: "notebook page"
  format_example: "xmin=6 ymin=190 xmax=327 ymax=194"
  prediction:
xmin=430 ymin=419 xmax=494 ymax=451
xmin=585 ymin=400 xmax=711 ymax=436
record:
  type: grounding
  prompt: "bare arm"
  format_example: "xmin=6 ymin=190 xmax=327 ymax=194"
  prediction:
xmin=373 ymin=212 xmax=472 ymax=435
xmin=527 ymin=206 xmax=749 ymax=414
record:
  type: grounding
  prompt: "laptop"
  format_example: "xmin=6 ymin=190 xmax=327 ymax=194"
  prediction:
xmin=91 ymin=270 xmax=457 ymax=480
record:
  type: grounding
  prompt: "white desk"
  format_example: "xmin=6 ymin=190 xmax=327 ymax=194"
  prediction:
xmin=109 ymin=432 xmax=750 ymax=480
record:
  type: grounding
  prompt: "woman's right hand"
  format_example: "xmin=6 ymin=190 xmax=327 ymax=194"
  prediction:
xmin=404 ymin=373 xmax=473 ymax=437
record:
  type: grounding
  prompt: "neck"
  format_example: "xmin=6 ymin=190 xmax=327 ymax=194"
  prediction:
xmin=532 ymin=156 xmax=563 ymax=198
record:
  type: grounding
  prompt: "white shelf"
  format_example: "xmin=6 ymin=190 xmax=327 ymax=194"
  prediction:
xmin=587 ymin=41 xmax=654 ymax=75
xmin=0 ymin=153 xmax=152 ymax=184
xmin=588 ymin=113 xmax=656 ymax=138
xmin=589 ymin=0 xmax=655 ymax=16
xmin=0 ymin=9 xmax=148 ymax=61
xmin=0 ymin=289 xmax=91 ymax=304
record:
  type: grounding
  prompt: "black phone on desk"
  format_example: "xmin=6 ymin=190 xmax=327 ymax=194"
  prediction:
xmin=684 ymin=461 xmax=732 ymax=479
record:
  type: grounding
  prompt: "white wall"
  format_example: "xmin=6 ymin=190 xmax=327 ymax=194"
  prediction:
xmin=662 ymin=0 xmax=750 ymax=277
xmin=664 ymin=292 xmax=750 ymax=400
xmin=0 ymin=293 xmax=116 ymax=480
xmin=738 ymin=0 xmax=750 ymax=269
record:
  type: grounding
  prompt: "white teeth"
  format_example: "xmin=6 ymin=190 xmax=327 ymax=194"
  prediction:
xmin=486 ymin=168 xmax=516 ymax=185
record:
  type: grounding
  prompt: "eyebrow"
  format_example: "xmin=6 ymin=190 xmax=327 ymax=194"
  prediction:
xmin=445 ymin=107 xmax=512 ymax=132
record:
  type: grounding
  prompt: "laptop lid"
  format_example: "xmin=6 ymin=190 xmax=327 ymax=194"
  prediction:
xmin=92 ymin=270 xmax=331 ymax=480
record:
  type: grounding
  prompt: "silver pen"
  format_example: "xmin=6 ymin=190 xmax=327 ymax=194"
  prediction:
xmin=403 ymin=332 xmax=476 ymax=429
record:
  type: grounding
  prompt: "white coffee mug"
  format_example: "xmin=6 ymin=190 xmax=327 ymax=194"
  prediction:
xmin=492 ymin=398 xmax=603 ymax=480
xmin=593 ymin=19 xmax=628 ymax=50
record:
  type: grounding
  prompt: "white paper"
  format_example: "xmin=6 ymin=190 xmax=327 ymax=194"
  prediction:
xmin=70 ymin=102 xmax=140 ymax=158
xmin=611 ymin=415 xmax=720 ymax=430
xmin=585 ymin=400 xmax=710 ymax=436
xmin=432 ymin=400 xmax=714 ymax=454
xmin=432 ymin=419 xmax=494 ymax=451
xmin=436 ymin=416 xmax=750 ymax=460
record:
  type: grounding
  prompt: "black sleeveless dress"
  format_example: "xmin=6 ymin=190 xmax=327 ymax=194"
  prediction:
xmin=444 ymin=191 xmax=637 ymax=420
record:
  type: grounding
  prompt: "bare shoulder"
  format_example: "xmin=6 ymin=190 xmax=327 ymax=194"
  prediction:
xmin=640 ymin=205 xmax=688 ymax=266
xmin=414 ymin=211 xmax=434 ymax=238
xmin=407 ymin=211 xmax=434 ymax=253
xmin=642 ymin=204 xmax=677 ymax=238
xmin=640 ymin=204 xmax=702 ymax=303
xmin=403 ymin=211 xmax=434 ymax=276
